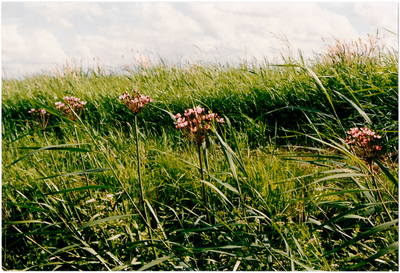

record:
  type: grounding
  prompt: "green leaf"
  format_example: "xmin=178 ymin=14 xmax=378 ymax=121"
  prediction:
xmin=312 ymin=202 xmax=388 ymax=231
xmin=7 ymin=143 xmax=91 ymax=167
xmin=374 ymin=158 xmax=398 ymax=188
xmin=201 ymin=180 xmax=234 ymax=207
xmin=349 ymin=241 xmax=399 ymax=269
xmin=271 ymin=247 xmax=315 ymax=271
xmin=52 ymin=244 xmax=81 ymax=256
xmin=39 ymin=168 xmax=110 ymax=180
xmin=10 ymin=146 xmax=91 ymax=152
xmin=334 ymin=90 xmax=372 ymax=125
xmin=208 ymin=174 xmax=239 ymax=194
xmin=283 ymin=172 xmax=366 ymax=194
xmin=45 ymin=185 xmax=112 ymax=195
xmin=316 ymin=189 xmax=380 ymax=199
xmin=3 ymin=201 xmax=47 ymax=212
xmin=138 ymin=255 xmax=172 ymax=271
xmin=263 ymin=106 xmax=334 ymax=120
xmin=223 ymin=117 xmax=248 ymax=176
xmin=213 ymin=126 xmax=244 ymax=197
xmin=324 ymin=219 xmax=399 ymax=256
xmin=144 ymin=199 xmax=168 ymax=240
xmin=5 ymin=220 xmax=53 ymax=225
xmin=79 ymin=214 xmax=136 ymax=230
xmin=5 ymin=125 xmax=62 ymax=145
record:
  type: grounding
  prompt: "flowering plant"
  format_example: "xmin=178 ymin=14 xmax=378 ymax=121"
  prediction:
xmin=345 ymin=127 xmax=382 ymax=163
xmin=55 ymin=96 xmax=87 ymax=121
xmin=174 ymin=106 xmax=224 ymax=229
xmin=119 ymin=90 xmax=152 ymax=114
xmin=174 ymin=106 xmax=224 ymax=146
xmin=119 ymin=89 xmax=153 ymax=226
xmin=28 ymin=108 xmax=50 ymax=129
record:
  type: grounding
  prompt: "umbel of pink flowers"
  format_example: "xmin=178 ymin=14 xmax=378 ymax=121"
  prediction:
xmin=28 ymin=108 xmax=50 ymax=129
xmin=119 ymin=90 xmax=153 ymax=114
xmin=175 ymin=106 xmax=224 ymax=146
xmin=55 ymin=96 xmax=87 ymax=121
xmin=345 ymin=126 xmax=382 ymax=162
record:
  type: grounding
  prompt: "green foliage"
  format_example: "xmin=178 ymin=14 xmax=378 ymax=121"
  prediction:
xmin=2 ymin=42 xmax=398 ymax=270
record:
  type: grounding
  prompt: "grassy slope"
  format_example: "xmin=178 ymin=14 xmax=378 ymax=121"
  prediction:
xmin=2 ymin=46 xmax=398 ymax=270
xmin=2 ymin=48 xmax=398 ymax=148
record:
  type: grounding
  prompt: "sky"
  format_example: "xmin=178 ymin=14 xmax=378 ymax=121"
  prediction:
xmin=1 ymin=1 xmax=399 ymax=78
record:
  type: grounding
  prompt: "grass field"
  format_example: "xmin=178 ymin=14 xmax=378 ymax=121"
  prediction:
xmin=2 ymin=35 xmax=398 ymax=270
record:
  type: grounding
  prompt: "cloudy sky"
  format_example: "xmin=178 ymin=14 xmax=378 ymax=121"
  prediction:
xmin=2 ymin=1 xmax=398 ymax=78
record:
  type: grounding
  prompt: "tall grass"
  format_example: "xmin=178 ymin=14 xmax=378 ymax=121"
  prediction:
xmin=2 ymin=35 xmax=398 ymax=270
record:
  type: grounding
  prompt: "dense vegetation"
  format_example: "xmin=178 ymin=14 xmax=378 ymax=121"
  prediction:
xmin=2 ymin=36 xmax=398 ymax=270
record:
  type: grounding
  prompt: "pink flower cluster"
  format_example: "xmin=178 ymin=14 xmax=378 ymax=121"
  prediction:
xmin=119 ymin=90 xmax=152 ymax=114
xmin=55 ymin=96 xmax=87 ymax=121
xmin=29 ymin=108 xmax=47 ymax=115
xmin=28 ymin=108 xmax=50 ymax=129
xmin=345 ymin=127 xmax=382 ymax=162
xmin=174 ymin=106 xmax=224 ymax=145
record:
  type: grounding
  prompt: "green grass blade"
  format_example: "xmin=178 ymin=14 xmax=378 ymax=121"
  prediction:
xmin=79 ymin=214 xmax=136 ymax=230
xmin=5 ymin=220 xmax=53 ymax=225
xmin=223 ymin=117 xmax=248 ymax=176
xmin=374 ymin=158 xmax=398 ymax=188
xmin=324 ymin=219 xmax=399 ymax=256
xmin=144 ymin=199 xmax=168 ymax=240
xmin=6 ymin=143 xmax=91 ymax=167
xmin=44 ymin=185 xmax=112 ymax=195
xmin=9 ymin=146 xmax=90 ymax=151
xmin=213 ymin=128 xmax=244 ymax=197
xmin=271 ymin=248 xmax=315 ymax=271
xmin=201 ymin=180 xmax=234 ymax=207
xmin=38 ymin=168 xmax=110 ymax=180
xmin=138 ymin=255 xmax=173 ymax=271
xmin=207 ymin=174 xmax=239 ymax=194
xmin=349 ymin=241 xmax=399 ymax=269
xmin=51 ymin=244 xmax=81 ymax=256
xmin=334 ymin=90 xmax=372 ymax=125
xmin=4 ymin=125 xmax=63 ymax=145
xmin=311 ymin=202 xmax=387 ymax=231
xmin=4 ymin=201 xmax=48 ymax=212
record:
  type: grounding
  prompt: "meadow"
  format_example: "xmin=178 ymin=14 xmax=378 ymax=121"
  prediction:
xmin=2 ymin=36 xmax=398 ymax=270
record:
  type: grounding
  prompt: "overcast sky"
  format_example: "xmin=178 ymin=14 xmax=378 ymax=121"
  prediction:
xmin=2 ymin=1 xmax=399 ymax=78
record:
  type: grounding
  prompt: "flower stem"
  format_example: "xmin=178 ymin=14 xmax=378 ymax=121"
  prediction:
xmin=74 ymin=125 xmax=91 ymax=198
xmin=135 ymin=115 xmax=145 ymax=209
xmin=198 ymin=144 xmax=211 ymax=228
xmin=134 ymin=114 xmax=157 ymax=258
xmin=43 ymin=131 xmax=66 ymax=189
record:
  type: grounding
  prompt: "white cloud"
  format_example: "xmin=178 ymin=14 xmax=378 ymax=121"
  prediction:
xmin=2 ymin=24 xmax=31 ymax=60
xmin=184 ymin=3 xmax=361 ymax=60
xmin=32 ymin=30 xmax=68 ymax=62
xmin=2 ymin=2 xmax=397 ymax=77
xmin=25 ymin=2 xmax=105 ymax=29
xmin=2 ymin=24 xmax=68 ymax=75
xmin=88 ymin=3 xmax=217 ymax=65
xmin=135 ymin=3 xmax=204 ymax=42
xmin=355 ymin=3 xmax=398 ymax=33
